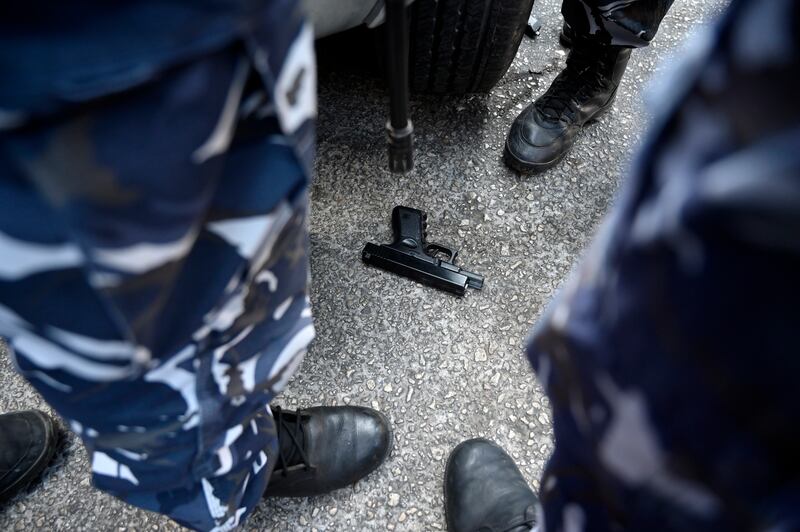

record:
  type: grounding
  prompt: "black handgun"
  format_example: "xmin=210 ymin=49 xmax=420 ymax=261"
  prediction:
xmin=362 ymin=206 xmax=484 ymax=296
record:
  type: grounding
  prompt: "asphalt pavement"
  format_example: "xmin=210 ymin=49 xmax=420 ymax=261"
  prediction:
xmin=0 ymin=0 xmax=728 ymax=529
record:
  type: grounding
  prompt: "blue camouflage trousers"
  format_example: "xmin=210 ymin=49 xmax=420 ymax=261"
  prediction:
xmin=528 ymin=0 xmax=800 ymax=530
xmin=0 ymin=21 xmax=317 ymax=532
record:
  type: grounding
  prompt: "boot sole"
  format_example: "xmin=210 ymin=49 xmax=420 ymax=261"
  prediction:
xmin=0 ymin=411 xmax=58 ymax=505
xmin=504 ymin=141 xmax=567 ymax=174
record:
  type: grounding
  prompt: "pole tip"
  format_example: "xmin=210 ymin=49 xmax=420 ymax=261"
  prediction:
xmin=387 ymin=120 xmax=414 ymax=174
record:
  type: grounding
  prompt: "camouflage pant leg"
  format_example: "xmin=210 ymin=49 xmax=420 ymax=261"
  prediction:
xmin=562 ymin=0 xmax=675 ymax=46
xmin=0 ymin=23 xmax=317 ymax=532
xmin=528 ymin=0 xmax=800 ymax=530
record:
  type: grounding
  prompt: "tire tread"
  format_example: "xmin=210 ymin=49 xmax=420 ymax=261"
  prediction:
xmin=410 ymin=0 xmax=535 ymax=93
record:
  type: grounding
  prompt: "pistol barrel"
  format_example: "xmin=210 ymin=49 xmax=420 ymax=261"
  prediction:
xmin=362 ymin=243 xmax=471 ymax=296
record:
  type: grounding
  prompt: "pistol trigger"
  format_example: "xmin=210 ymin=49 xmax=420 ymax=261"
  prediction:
xmin=425 ymin=243 xmax=457 ymax=263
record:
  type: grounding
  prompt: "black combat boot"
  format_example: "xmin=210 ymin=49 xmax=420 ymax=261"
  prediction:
xmin=264 ymin=405 xmax=392 ymax=497
xmin=445 ymin=438 xmax=538 ymax=532
xmin=505 ymin=41 xmax=631 ymax=173
xmin=0 ymin=410 xmax=58 ymax=504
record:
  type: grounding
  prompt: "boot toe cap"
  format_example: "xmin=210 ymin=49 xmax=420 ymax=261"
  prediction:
xmin=505 ymin=106 xmax=571 ymax=173
xmin=445 ymin=438 xmax=538 ymax=532
xmin=348 ymin=407 xmax=393 ymax=478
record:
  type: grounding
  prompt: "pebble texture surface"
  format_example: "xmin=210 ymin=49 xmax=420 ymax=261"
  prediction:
xmin=0 ymin=0 xmax=727 ymax=529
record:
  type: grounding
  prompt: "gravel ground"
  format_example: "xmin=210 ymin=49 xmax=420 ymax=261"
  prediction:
xmin=0 ymin=0 xmax=727 ymax=530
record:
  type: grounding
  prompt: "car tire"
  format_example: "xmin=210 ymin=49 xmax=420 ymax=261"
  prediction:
xmin=409 ymin=0 xmax=536 ymax=94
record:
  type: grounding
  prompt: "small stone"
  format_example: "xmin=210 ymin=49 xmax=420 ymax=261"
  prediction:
xmin=475 ymin=349 xmax=488 ymax=362
xmin=329 ymin=507 xmax=338 ymax=516
xmin=460 ymin=219 xmax=470 ymax=226
xmin=366 ymin=379 xmax=376 ymax=390
xmin=312 ymin=508 xmax=320 ymax=518
xmin=384 ymin=383 xmax=393 ymax=393
xmin=399 ymin=513 xmax=407 ymax=523
xmin=501 ymin=245 xmax=510 ymax=256
xmin=388 ymin=493 xmax=401 ymax=507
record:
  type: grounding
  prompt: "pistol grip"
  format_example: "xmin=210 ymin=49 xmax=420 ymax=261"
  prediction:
xmin=391 ymin=206 xmax=427 ymax=250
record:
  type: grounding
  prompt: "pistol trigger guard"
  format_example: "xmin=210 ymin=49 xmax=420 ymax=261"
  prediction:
xmin=425 ymin=243 xmax=458 ymax=263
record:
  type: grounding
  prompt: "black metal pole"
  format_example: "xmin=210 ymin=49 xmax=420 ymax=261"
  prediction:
xmin=385 ymin=0 xmax=414 ymax=173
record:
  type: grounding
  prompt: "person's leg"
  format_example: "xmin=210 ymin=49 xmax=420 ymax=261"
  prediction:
xmin=0 ymin=45 xmax=292 ymax=530
xmin=561 ymin=0 xmax=674 ymax=47
xmin=504 ymin=0 xmax=674 ymax=173
xmin=527 ymin=7 xmax=800 ymax=528
xmin=455 ymin=0 xmax=800 ymax=530
xmin=0 ymin=25 xmax=389 ymax=531
xmin=0 ymin=411 xmax=58 ymax=504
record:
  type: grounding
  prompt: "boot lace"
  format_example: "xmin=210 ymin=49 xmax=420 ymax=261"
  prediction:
xmin=273 ymin=406 xmax=311 ymax=476
xmin=535 ymin=46 xmax=616 ymax=123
